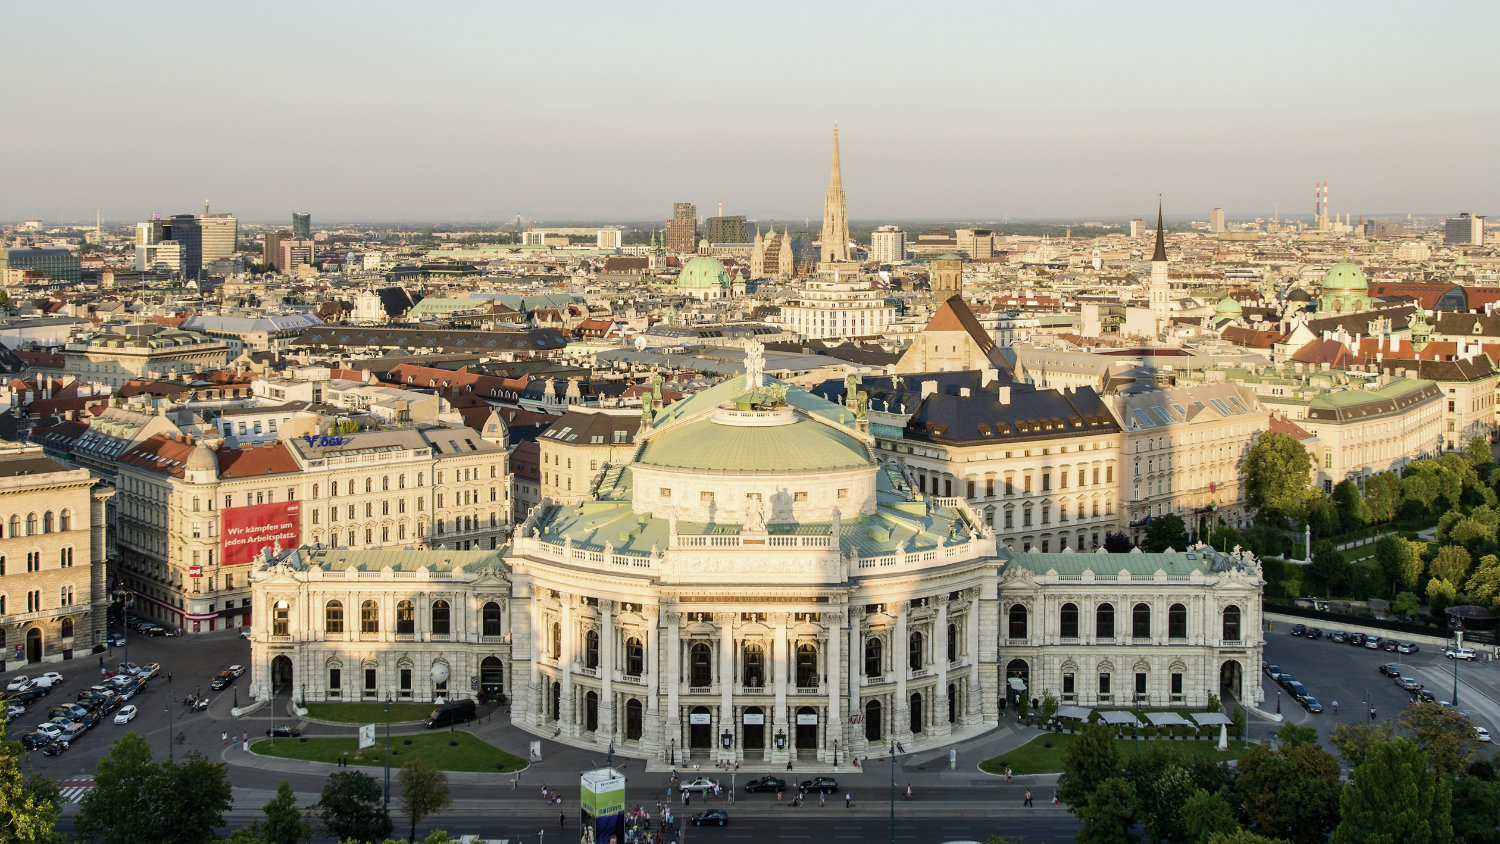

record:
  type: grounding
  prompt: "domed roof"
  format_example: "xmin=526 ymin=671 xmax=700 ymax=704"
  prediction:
xmin=1321 ymin=261 xmax=1367 ymax=291
xmin=185 ymin=444 xmax=217 ymax=474
xmin=677 ymin=256 xmax=731 ymax=289
xmin=636 ymin=413 xmax=868 ymax=473
xmin=1215 ymin=297 xmax=1243 ymax=316
xmin=1286 ymin=287 xmax=1313 ymax=302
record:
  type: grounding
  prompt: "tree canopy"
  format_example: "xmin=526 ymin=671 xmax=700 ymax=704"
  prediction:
xmin=0 ymin=721 xmax=63 ymax=844
xmin=315 ymin=771 xmax=392 ymax=844
xmin=398 ymin=760 xmax=451 ymax=844
xmin=1243 ymin=432 xmax=1313 ymax=521
xmin=1331 ymin=737 xmax=1451 ymax=844
xmin=76 ymin=736 xmax=231 ymax=844
xmin=1141 ymin=512 xmax=1190 ymax=553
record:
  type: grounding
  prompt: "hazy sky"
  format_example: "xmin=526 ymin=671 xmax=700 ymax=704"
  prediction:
xmin=5 ymin=0 xmax=1496 ymax=224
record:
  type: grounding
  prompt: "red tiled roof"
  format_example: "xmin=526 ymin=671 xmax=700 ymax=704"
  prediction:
xmin=1267 ymin=413 xmax=1315 ymax=441
xmin=217 ymin=441 xmax=299 ymax=479
xmin=118 ymin=435 xmax=196 ymax=478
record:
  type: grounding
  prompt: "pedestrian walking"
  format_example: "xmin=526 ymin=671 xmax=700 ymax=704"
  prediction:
xmin=99 ymin=655 xmax=104 ymax=668
xmin=1369 ymin=707 xmax=1377 ymax=721
xmin=818 ymin=792 xmax=825 ymax=807
xmin=167 ymin=671 xmax=172 ymax=683
xmin=221 ymin=731 xmax=228 ymax=746
xmin=1331 ymin=699 xmax=1339 ymax=715
xmin=786 ymin=760 xmax=793 ymax=771
xmin=231 ymin=735 xmax=238 ymax=750
xmin=844 ymin=793 xmax=852 ymax=808
xmin=1005 ymin=766 xmax=1013 ymax=784
xmin=1052 ymin=790 xmax=1059 ymax=806
xmin=904 ymin=784 xmax=912 ymax=801
xmin=559 ymin=811 xmax=565 ymax=828
xmin=242 ymin=732 xmax=248 ymax=747
xmin=1024 ymin=788 xmax=1033 ymax=807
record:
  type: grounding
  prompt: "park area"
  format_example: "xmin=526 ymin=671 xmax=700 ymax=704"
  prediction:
xmin=256 ymin=731 xmax=527 ymax=773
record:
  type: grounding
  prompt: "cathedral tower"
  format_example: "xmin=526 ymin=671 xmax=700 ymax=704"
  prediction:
xmin=1149 ymin=199 xmax=1170 ymax=327
xmin=820 ymin=127 xmax=851 ymax=263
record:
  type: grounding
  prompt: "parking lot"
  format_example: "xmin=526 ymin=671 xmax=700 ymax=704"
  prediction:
xmin=3 ymin=619 xmax=252 ymax=780
xmin=1260 ymin=625 xmax=1500 ymax=757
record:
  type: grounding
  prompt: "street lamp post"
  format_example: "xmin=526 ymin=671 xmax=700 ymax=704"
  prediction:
xmin=1276 ymin=690 xmax=1281 ymax=717
xmin=165 ymin=697 xmax=173 ymax=763
xmin=1451 ymin=622 xmax=1463 ymax=707
xmin=383 ymin=693 xmax=393 ymax=809
xmin=888 ymin=741 xmax=900 ymax=844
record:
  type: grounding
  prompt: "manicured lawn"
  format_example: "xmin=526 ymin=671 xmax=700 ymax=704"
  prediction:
xmin=304 ymin=702 xmax=437 ymax=723
xmin=257 ymin=730 xmax=527 ymax=773
xmin=980 ymin=733 xmax=1251 ymax=775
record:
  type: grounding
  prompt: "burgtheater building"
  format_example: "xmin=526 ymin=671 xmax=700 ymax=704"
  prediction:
xmin=250 ymin=347 xmax=1264 ymax=764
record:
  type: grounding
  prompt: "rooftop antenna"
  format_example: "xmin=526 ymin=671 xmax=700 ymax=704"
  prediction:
xmin=204 ymin=199 xmax=210 ymax=216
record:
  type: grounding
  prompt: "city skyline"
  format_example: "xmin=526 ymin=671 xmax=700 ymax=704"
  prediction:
xmin=4 ymin=1 xmax=1497 ymax=222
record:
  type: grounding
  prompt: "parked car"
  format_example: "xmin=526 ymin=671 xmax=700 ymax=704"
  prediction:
xmin=33 ymin=672 xmax=63 ymax=688
xmin=238 ymin=629 xmax=252 ymax=640
xmin=140 ymin=663 xmax=161 ymax=680
xmin=1330 ymin=631 xmax=1348 ymax=643
xmin=1445 ymin=647 xmax=1477 ymax=661
xmin=1365 ymin=636 xmax=1383 ymax=649
xmin=34 ymin=723 xmax=64 ymax=739
xmin=142 ymin=626 xmax=170 ymax=637
xmin=5 ymin=687 xmax=46 ymax=704
xmin=209 ymin=671 xmax=234 ymax=690
xmin=1277 ymin=673 xmax=1297 ymax=690
xmin=1300 ymin=696 xmax=1324 ymax=713
xmin=19 ymin=731 xmax=49 ymax=750
xmin=40 ymin=740 xmax=67 ymax=757
xmin=1305 ymin=627 xmax=1323 ymax=640
xmin=1290 ymin=624 xmax=1306 ymax=637
xmin=691 ymin=811 xmax=729 ymax=827
xmin=1416 ymin=688 xmax=1436 ymax=703
xmin=228 ymin=665 xmax=246 ymax=679
xmin=1379 ymin=664 xmax=1401 ymax=677
xmin=1286 ymin=681 xmax=1308 ymax=701
xmin=1349 ymin=633 xmax=1366 ymax=646
xmin=77 ymin=710 xmax=101 ymax=730
xmin=57 ymin=724 xmax=86 ymax=744
xmin=1399 ymin=677 xmax=1422 ymax=692
xmin=105 ymin=634 xmax=125 ymax=647
xmin=799 ymin=777 xmax=840 ymax=794
xmin=5 ymin=676 xmax=30 ymax=692
xmin=1381 ymin=639 xmax=1399 ymax=652
xmin=1397 ymin=642 xmax=1419 ymax=654
xmin=114 ymin=705 xmax=138 ymax=724
xmin=265 ymin=725 xmax=301 ymax=738
xmin=680 ymin=778 xmax=720 ymax=794
xmin=118 ymin=663 xmax=142 ymax=676
xmin=1478 ymin=726 xmax=1492 ymax=743
xmin=1263 ymin=663 xmax=1282 ymax=680
xmin=744 ymin=776 xmax=786 ymax=793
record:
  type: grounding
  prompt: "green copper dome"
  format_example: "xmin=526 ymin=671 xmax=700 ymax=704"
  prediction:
xmin=677 ymin=255 xmax=731 ymax=289
xmin=637 ymin=414 xmax=869 ymax=473
xmin=1215 ymin=297 xmax=1243 ymax=316
xmin=1320 ymin=261 xmax=1367 ymax=291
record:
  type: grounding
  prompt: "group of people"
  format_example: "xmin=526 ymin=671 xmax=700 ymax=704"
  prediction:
xmin=619 ymin=803 xmax=673 ymax=844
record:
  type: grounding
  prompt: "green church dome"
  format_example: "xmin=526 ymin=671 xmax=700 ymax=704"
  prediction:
xmin=1215 ymin=297 xmax=1243 ymax=316
xmin=1320 ymin=261 xmax=1367 ymax=291
xmin=677 ymin=255 xmax=731 ymax=289
xmin=637 ymin=412 xmax=868 ymax=473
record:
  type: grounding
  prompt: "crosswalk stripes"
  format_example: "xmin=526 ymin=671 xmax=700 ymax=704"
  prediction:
xmin=58 ymin=779 xmax=93 ymax=803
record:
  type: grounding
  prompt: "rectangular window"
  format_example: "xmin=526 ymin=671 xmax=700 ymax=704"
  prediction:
xmin=1023 ymin=475 xmax=1032 ymax=494
xmin=700 ymin=491 xmax=714 ymax=503
xmin=364 ymin=669 xmax=376 ymax=692
xmin=1062 ymin=672 xmax=1075 ymax=696
xmin=1098 ymin=673 xmax=1111 ymax=696
xmin=660 ymin=488 xmax=672 ymax=498
xmin=1135 ymin=672 xmax=1147 ymax=695
xmin=329 ymin=668 xmax=341 ymax=691
xmin=985 ymin=479 xmax=995 ymax=497
xmin=1170 ymin=673 xmax=1183 ymax=695
xmin=1041 ymin=473 xmax=1051 ymax=492
xmin=794 ymin=492 xmax=808 ymax=502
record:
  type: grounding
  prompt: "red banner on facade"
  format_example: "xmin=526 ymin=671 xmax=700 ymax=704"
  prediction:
xmin=221 ymin=500 xmax=301 ymax=566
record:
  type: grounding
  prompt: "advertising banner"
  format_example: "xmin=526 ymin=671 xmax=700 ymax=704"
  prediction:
xmin=359 ymin=724 xmax=375 ymax=750
xmin=222 ymin=501 xmax=301 ymax=566
xmin=580 ymin=768 xmax=626 ymax=817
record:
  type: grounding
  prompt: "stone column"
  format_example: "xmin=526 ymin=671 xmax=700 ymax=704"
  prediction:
xmin=665 ymin=609 xmax=681 ymax=766
xmin=935 ymin=601 xmax=951 ymax=736
xmin=527 ymin=588 xmax=541 ymax=726
xmin=645 ymin=606 xmax=661 ymax=757
xmin=771 ymin=613 xmax=789 ymax=766
xmin=894 ymin=603 xmax=910 ymax=742
xmin=968 ymin=589 xmax=983 ymax=725
xmin=718 ymin=613 xmax=734 ymax=763
xmin=826 ymin=613 xmax=842 ymax=763
xmin=848 ymin=614 xmax=864 ymax=756
xmin=561 ymin=599 xmax=575 ymax=736
xmin=600 ymin=600 xmax=615 ymax=739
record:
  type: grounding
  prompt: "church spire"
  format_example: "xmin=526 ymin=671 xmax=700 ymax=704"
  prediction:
xmin=820 ymin=126 xmax=851 ymax=263
xmin=830 ymin=126 xmax=842 ymax=190
xmin=1151 ymin=197 xmax=1167 ymax=263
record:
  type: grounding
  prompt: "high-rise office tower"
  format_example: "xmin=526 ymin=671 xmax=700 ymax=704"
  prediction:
xmin=596 ymin=229 xmax=622 ymax=250
xmin=1130 ymin=218 xmax=1146 ymax=238
xmin=1444 ymin=213 xmax=1485 ymax=246
xmin=706 ymin=215 xmax=748 ymax=244
xmin=870 ymin=225 xmax=907 ymax=263
xmin=665 ymin=202 xmax=697 ymax=253
xmin=292 ymin=212 xmax=311 ymax=239
xmin=819 ymin=128 xmax=851 ymax=263
xmin=165 ymin=212 xmax=237 ymax=278
xmin=1210 ymin=207 xmax=1226 ymax=233
xmin=200 ymin=213 xmax=237 ymax=264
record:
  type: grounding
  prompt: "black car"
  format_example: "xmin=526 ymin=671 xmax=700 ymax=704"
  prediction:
xmin=265 ymin=725 xmax=301 ymax=738
xmin=1381 ymin=639 xmax=1399 ymax=652
xmin=799 ymin=777 xmax=839 ymax=795
xmin=691 ymin=810 xmax=729 ymax=827
xmin=1263 ymin=663 xmax=1282 ymax=680
xmin=1416 ymin=688 xmax=1436 ymax=703
xmin=19 ymin=731 xmax=49 ymax=750
xmin=5 ymin=687 xmax=47 ymax=705
xmin=1277 ymin=673 xmax=1297 ymax=690
xmin=1305 ymin=627 xmax=1323 ymax=640
xmin=77 ymin=710 xmax=102 ymax=730
xmin=40 ymin=740 xmax=67 ymax=757
xmin=744 ymin=776 xmax=786 ymax=793
xmin=1379 ymin=664 xmax=1401 ymax=678
xmin=1349 ymin=633 xmax=1366 ymax=646
xmin=1300 ymin=696 xmax=1325 ymax=714
xmin=1290 ymin=624 xmax=1306 ymax=637
xmin=209 ymin=671 xmax=234 ymax=691
xmin=1330 ymin=631 xmax=1348 ymax=643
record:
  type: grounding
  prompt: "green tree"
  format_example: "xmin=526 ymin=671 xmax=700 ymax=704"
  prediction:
xmin=1232 ymin=742 xmax=1342 ymax=844
xmin=1304 ymin=496 xmax=1340 ymax=538
xmin=1466 ymin=554 xmax=1500 ymax=610
xmin=1122 ymin=744 xmax=1197 ymax=842
xmin=0 ymin=721 xmax=63 ymax=844
xmin=1331 ymin=737 xmax=1451 ymax=844
xmin=1074 ymin=777 xmax=1138 ymax=844
xmin=1180 ymin=789 xmax=1240 ymax=843
xmin=162 ymin=751 xmax=234 ymax=844
xmin=1330 ymin=480 xmax=1367 ymax=533
xmin=261 ymin=781 xmax=312 ymax=844
xmin=1427 ymin=577 xmax=1459 ymax=613
xmin=1432 ymin=544 xmax=1475 ymax=585
xmin=1040 ymin=691 xmax=1058 ymax=725
xmin=1328 ymin=721 xmax=1395 ymax=768
xmin=1207 ymin=832 xmax=1292 ymax=844
xmin=76 ymin=732 xmax=162 ymax=844
xmin=1451 ymin=776 xmax=1500 ymax=844
xmin=1142 ymin=512 xmax=1189 ymax=552
xmin=1362 ymin=472 xmax=1401 ymax=524
xmin=315 ymin=771 xmax=392 ymax=844
xmin=398 ymin=759 xmax=451 ymax=844
xmin=1103 ymin=531 xmax=1134 ymax=553
xmin=1275 ymin=722 xmax=1320 ymax=749
xmin=1057 ymin=723 xmax=1121 ymax=808
xmin=1397 ymin=703 xmax=1483 ymax=777
xmin=1243 ymin=432 xmax=1314 ymax=521
xmin=1390 ymin=590 xmax=1420 ymax=620
xmin=1309 ymin=540 xmax=1347 ymax=593
xmin=1468 ymin=435 xmax=1493 ymax=469
xmin=1208 ymin=523 xmax=1244 ymax=552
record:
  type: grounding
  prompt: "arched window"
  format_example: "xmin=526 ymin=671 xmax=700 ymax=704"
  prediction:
xmin=742 ymin=642 xmax=764 ymax=687
xmin=396 ymin=601 xmax=414 ymax=635
xmin=360 ymin=600 xmax=379 ymax=633
xmin=6 ymin=515 xmax=16 ymax=537
xmin=689 ymin=642 xmax=712 ymax=687
xmin=59 ymin=510 xmax=71 ymax=531
xmin=585 ymin=690 xmax=599 ymax=732
xmin=1008 ymin=605 xmax=1028 ymax=640
xmin=585 ymin=628 xmax=600 ymax=669
xmin=625 ymin=698 xmax=643 ymax=741
xmin=908 ymin=631 xmax=924 ymax=671
xmin=626 ymin=637 xmax=644 ymax=677
xmin=61 ymin=617 xmax=74 ymax=637
xmin=865 ymin=699 xmax=883 ymax=741
xmin=1060 ymin=603 xmax=1079 ymax=638
xmin=864 ymin=637 xmax=882 ymax=678
xmin=910 ymin=692 xmax=924 ymax=734
xmin=325 ymin=600 xmax=344 ymax=634
xmin=25 ymin=513 xmax=37 ymax=536
xmin=42 ymin=511 xmax=53 ymax=533
xmin=947 ymin=623 xmax=958 ymax=662
xmin=1222 ymin=605 xmax=1242 ymax=641
xmin=1132 ymin=603 xmax=1151 ymax=638
xmin=482 ymin=602 xmax=503 ymax=636
xmin=273 ymin=600 xmax=290 ymax=636
xmin=551 ymin=621 xmax=562 ymax=659
xmin=1168 ymin=603 xmax=1187 ymax=638
xmin=431 ymin=600 xmax=450 ymax=635
xmin=382 ymin=476 xmax=390 ymax=491
xmin=1096 ymin=603 xmax=1115 ymax=639
xmin=795 ymin=642 xmax=818 ymax=688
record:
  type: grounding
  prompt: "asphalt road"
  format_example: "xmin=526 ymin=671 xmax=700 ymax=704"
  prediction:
xmin=1259 ymin=628 xmax=1500 ymax=756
